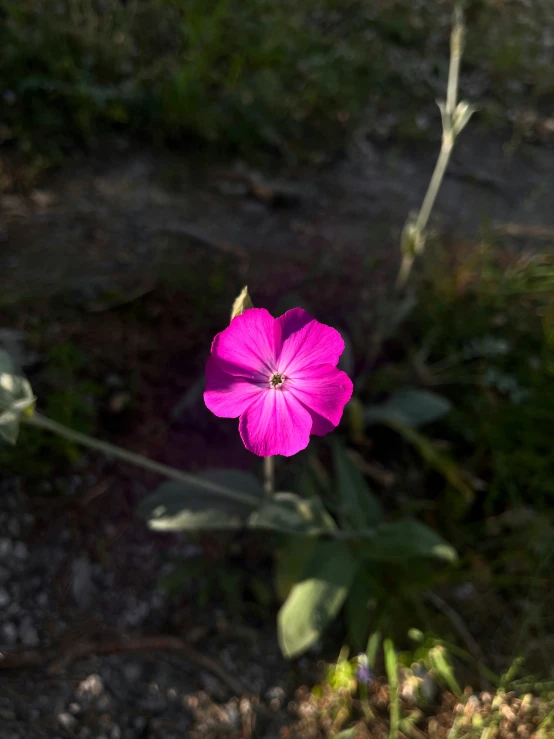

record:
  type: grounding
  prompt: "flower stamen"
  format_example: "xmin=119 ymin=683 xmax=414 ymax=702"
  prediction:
xmin=270 ymin=373 xmax=285 ymax=388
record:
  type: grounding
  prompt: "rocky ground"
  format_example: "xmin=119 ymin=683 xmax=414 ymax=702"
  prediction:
xmin=0 ymin=473 xmax=292 ymax=738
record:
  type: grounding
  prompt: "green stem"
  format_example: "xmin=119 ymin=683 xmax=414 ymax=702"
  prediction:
xmin=23 ymin=412 xmax=260 ymax=507
xmin=395 ymin=5 xmax=465 ymax=291
xmin=383 ymin=637 xmax=400 ymax=739
xmin=263 ymin=455 xmax=275 ymax=495
xmin=447 ymin=6 xmax=464 ymax=116
xmin=413 ymin=141 xmax=453 ymax=238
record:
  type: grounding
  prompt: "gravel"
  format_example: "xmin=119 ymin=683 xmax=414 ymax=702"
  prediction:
xmin=0 ymin=476 xmax=288 ymax=738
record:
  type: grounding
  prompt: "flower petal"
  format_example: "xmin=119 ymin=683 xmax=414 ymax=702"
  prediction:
xmin=288 ymin=363 xmax=353 ymax=427
xmin=204 ymin=357 xmax=264 ymax=418
xmin=211 ymin=308 xmax=280 ymax=378
xmin=277 ymin=308 xmax=345 ymax=373
xmin=239 ymin=388 xmax=312 ymax=457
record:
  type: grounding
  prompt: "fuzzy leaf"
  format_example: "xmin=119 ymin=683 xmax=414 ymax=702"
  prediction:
xmin=138 ymin=470 xmax=264 ymax=531
xmin=0 ymin=349 xmax=36 ymax=445
xmin=274 ymin=535 xmax=318 ymax=602
xmin=249 ymin=492 xmax=336 ymax=535
xmin=357 ymin=519 xmax=457 ymax=563
xmin=278 ymin=540 xmax=358 ymax=657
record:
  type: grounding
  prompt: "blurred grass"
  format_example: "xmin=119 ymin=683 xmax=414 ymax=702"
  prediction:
xmin=1 ymin=0 xmax=553 ymax=166
xmin=416 ymin=247 xmax=554 ymax=510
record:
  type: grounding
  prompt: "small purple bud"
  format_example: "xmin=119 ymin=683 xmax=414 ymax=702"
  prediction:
xmin=356 ymin=654 xmax=373 ymax=686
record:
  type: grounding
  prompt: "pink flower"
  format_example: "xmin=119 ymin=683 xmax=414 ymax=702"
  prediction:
xmin=204 ymin=308 xmax=353 ymax=457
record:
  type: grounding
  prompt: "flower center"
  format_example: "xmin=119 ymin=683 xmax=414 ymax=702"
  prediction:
xmin=270 ymin=373 xmax=285 ymax=388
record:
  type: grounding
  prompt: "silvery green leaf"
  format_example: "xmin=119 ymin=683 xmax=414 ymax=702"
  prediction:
xmin=356 ymin=519 xmax=457 ymax=563
xmin=0 ymin=349 xmax=36 ymax=445
xmin=452 ymin=101 xmax=477 ymax=137
xmin=278 ymin=540 xmax=358 ymax=657
xmin=249 ymin=491 xmax=336 ymax=535
xmin=137 ymin=470 xmax=264 ymax=531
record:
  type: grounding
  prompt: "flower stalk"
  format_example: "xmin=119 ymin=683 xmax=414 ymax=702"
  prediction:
xmin=396 ymin=5 xmax=475 ymax=291
xmin=22 ymin=412 xmax=260 ymax=507
xmin=264 ymin=455 xmax=275 ymax=495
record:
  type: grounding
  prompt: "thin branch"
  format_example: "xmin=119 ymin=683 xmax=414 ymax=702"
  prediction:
xmin=395 ymin=5 xmax=469 ymax=291
xmin=23 ymin=413 xmax=260 ymax=507
xmin=0 ymin=634 xmax=248 ymax=696
xmin=446 ymin=6 xmax=465 ymax=116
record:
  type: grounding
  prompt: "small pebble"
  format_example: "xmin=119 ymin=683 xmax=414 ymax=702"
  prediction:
xmin=77 ymin=674 xmax=104 ymax=698
xmin=96 ymin=694 xmax=111 ymax=712
xmin=0 ymin=538 xmax=13 ymax=559
xmin=13 ymin=542 xmax=28 ymax=561
xmin=20 ymin=623 xmax=39 ymax=647
xmin=58 ymin=712 xmax=77 ymax=730
xmin=1 ymin=621 xmax=17 ymax=645
xmin=0 ymin=587 xmax=10 ymax=608
xmin=123 ymin=662 xmax=142 ymax=683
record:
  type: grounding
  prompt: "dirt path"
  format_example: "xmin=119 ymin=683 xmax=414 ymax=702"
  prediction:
xmin=1 ymin=123 xmax=553 ymax=308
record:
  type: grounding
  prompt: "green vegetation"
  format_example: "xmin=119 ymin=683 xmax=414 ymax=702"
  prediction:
xmin=1 ymin=0 xmax=553 ymax=165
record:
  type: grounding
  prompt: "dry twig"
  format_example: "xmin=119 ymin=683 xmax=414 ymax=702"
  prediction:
xmin=0 ymin=633 xmax=248 ymax=696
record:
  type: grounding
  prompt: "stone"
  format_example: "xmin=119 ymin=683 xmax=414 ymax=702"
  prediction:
xmin=20 ymin=621 xmax=39 ymax=647
xmin=1 ymin=621 xmax=17 ymax=645
xmin=12 ymin=542 xmax=28 ymax=561
xmin=76 ymin=674 xmax=104 ymax=698
xmin=0 ymin=538 xmax=13 ymax=559
xmin=0 ymin=587 xmax=10 ymax=608
xmin=123 ymin=662 xmax=142 ymax=683
xmin=58 ymin=712 xmax=77 ymax=731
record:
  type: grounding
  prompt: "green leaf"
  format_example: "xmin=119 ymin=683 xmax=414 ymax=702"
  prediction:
xmin=365 ymin=388 xmax=451 ymax=429
xmin=428 ymin=645 xmax=461 ymax=697
xmin=278 ymin=540 xmax=358 ymax=658
xmin=137 ymin=470 xmax=264 ymax=531
xmin=274 ymin=535 xmax=318 ymax=602
xmin=230 ymin=285 xmax=254 ymax=321
xmin=366 ymin=629 xmax=382 ymax=669
xmin=332 ymin=439 xmax=383 ymax=528
xmin=334 ymin=730 xmax=358 ymax=739
xmin=388 ymin=420 xmax=473 ymax=502
xmin=249 ymin=492 xmax=336 ymax=535
xmin=384 ymin=638 xmax=400 ymax=739
xmin=357 ymin=519 xmax=457 ymax=563
xmin=0 ymin=349 xmax=36 ymax=445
